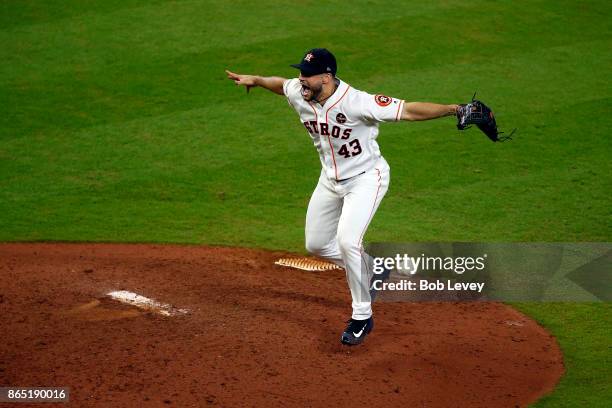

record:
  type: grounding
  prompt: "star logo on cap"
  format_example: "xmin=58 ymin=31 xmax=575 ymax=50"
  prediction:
xmin=304 ymin=53 xmax=314 ymax=62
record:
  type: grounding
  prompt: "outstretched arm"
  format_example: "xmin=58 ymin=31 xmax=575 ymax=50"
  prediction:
xmin=401 ymin=102 xmax=459 ymax=121
xmin=225 ymin=70 xmax=286 ymax=95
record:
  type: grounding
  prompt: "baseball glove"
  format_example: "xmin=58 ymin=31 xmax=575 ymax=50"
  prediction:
xmin=456 ymin=93 xmax=515 ymax=142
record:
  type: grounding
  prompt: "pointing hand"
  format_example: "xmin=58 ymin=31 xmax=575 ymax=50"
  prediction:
xmin=225 ymin=70 xmax=257 ymax=93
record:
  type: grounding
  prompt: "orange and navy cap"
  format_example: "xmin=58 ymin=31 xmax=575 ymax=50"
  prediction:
xmin=290 ymin=48 xmax=337 ymax=77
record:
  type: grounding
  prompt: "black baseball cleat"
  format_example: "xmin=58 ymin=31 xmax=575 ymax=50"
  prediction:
xmin=341 ymin=317 xmax=374 ymax=346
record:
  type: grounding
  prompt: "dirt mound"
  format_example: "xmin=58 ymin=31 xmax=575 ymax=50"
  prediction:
xmin=0 ymin=243 xmax=564 ymax=407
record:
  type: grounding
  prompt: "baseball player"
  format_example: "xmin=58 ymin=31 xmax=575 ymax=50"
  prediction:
xmin=226 ymin=48 xmax=460 ymax=345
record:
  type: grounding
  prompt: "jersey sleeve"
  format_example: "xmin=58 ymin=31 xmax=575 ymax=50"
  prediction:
xmin=283 ymin=78 xmax=301 ymax=106
xmin=356 ymin=90 xmax=404 ymax=123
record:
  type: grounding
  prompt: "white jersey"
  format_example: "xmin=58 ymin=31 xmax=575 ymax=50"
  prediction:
xmin=283 ymin=78 xmax=403 ymax=181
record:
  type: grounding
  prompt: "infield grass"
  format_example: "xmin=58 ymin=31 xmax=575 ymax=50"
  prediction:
xmin=1 ymin=1 xmax=610 ymax=405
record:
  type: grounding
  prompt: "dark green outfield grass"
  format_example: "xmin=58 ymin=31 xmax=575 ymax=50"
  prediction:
xmin=1 ymin=1 xmax=610 ymax=405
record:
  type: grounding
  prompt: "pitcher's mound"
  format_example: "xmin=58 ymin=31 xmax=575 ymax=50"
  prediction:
xmin=0 ymin=243 xmax=564 ymax=407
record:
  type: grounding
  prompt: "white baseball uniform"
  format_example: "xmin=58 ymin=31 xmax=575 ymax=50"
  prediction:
xmin=283 ymin=77 xmax=403 ymax=320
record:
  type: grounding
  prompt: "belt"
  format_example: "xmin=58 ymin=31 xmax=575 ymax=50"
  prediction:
xmin=337 ymin=171 xmax=365 ymax=183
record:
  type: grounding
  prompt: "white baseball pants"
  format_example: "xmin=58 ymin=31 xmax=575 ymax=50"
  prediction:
xmin=305 ymin=159 xmax=390 ymax=320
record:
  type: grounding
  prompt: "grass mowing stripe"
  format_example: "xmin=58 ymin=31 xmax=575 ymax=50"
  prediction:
xmin=0 ymin=0 xmax=172 ymax=29
xmin=2 ymin=36 xmax=609 ymax=141
xmin=2 ymin=8 xmax=607 ymax=87
xmin=0 ymin=1 xmax=466 ymax=84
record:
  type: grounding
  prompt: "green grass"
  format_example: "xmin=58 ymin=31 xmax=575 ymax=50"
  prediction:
xmin=1 ymin=0 xmax=610 ymax=405
xmin=514 ymin=303 xmax=612 ymax=406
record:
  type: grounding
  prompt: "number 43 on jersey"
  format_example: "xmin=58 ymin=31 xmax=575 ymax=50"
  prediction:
xmin=338 ymin=139 xmax=362 ymax=158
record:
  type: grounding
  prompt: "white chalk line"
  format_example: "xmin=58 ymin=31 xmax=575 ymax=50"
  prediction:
xmin=106 ymin=290 xmax=189 ymax=316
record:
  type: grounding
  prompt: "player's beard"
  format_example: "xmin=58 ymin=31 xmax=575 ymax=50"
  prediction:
xmin=301 ymin=83 xmax=322 ymax=102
